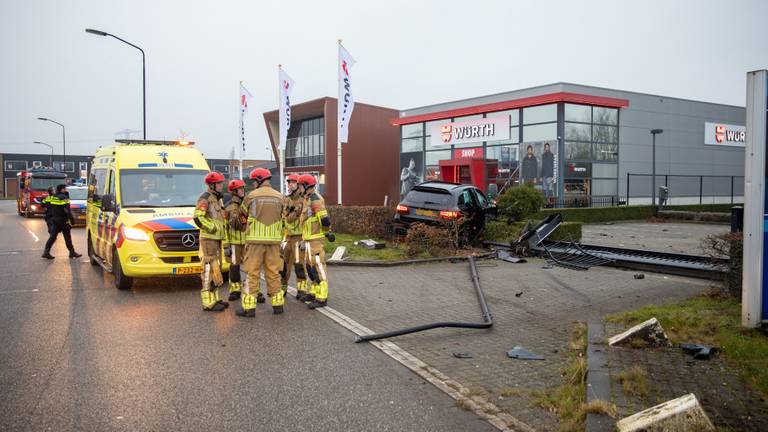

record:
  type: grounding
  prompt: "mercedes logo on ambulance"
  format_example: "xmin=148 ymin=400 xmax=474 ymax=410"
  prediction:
xmin=181 ymin=233 xmax=196 ymax=248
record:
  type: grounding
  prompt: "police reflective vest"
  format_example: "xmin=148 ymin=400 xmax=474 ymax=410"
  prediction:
xmin=224 ymin=195 xmax=246 ymax=245
xmin=194 ymin=191 xmax=225 ymax=240
xmin=242 ymin=185 xmax=284 ymax=244
xmin=301 ymin=192 xmax=330 ymax=241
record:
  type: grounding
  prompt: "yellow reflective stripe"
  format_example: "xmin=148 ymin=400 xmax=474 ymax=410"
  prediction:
xmin=245 ymin=218 xmax=283 ymax=242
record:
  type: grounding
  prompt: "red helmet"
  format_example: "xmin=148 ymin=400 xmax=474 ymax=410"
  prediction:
xmin=249 ymin=168 xmax=272 ymax=183
xmin=205 ymin=171 xmax=226 ymax=185
xmin=286 ymin=174 xmax=300 ymax=183
xmin=298 ymin=174 xmax=316 ymax=188
xmin=228 ymin=179 xmax=246 ymax=192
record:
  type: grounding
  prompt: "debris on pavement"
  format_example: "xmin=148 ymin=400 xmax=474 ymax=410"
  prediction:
xmin=497 ymin=249 xmax=526 ymax=264
xmin=633 ymin=273 xmax=645 ymax=279
xmin=514 ymin=291 xmax=523 ymax=297
xmin=680 ymin=343 xmax=718 ymax=360
xmin=608 ymin=317 xmax=672 ymax=348
xmin=616 ymin=393 xmax=715 ymax=432
xmin=452 ymin=352 xmax=473 ymax=359
xmin=506 ymin=346 xmax=545 ymax=360
xmin=329 ymin=246 xmax=348 ymax=262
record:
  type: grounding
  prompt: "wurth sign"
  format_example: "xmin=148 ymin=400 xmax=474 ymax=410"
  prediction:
xmin=705 ymin=122 xmax=746 ymax=147
xmin=430 ymin=116 xmax=510 ymax=147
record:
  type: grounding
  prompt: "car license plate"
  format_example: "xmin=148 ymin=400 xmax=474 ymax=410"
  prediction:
xmin=415 ymin=209 xmax=437 ymax=217
xmin=175 ymin=266 xmax=202 ymax=275
xmin=78 ymin=215 xmax=86 ymax=220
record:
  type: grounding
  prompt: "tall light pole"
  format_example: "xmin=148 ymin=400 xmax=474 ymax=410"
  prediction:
xmin=37 ymin=117 xmax=65 ymax=167
xmin=650 ymin=129 xmax=663 ymax=212
xmin=86 ymin=28 xmax=146 ymax=140
xmin=33 ymin=141 xmax=54 ymax=167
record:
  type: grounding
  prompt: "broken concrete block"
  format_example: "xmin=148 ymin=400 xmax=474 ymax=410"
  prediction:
xmin=328 ymin=246 xmax=347 ymax=262
xmin=608 ymin=317 xmax=671 ymax=348
xmin=616 ymin=393 xmax=715 ymax=432
xmin=359 ymin=239 xmax=385 ymax=249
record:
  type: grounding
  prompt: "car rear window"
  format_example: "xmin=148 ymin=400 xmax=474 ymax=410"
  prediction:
xmin=404 ymin=189 xmax=453 ymax=207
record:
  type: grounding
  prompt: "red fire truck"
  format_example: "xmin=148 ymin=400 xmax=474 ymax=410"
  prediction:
xmin=16 ymin=168 xmax=67 ymax=217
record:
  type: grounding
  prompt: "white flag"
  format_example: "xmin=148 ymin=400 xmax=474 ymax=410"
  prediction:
xmin=278 ymin=69 xmax=295 ymax=150
xmin=338 ymin=44 xmax=355 ymax=143
xmin=239 ymin=83 xmax=253 ymax=152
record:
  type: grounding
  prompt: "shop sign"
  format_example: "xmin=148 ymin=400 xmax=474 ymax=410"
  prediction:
xmin=453 ymin=147 xmax=483 ymax=158
xmin=430 ymin=116 xmax=510 ymax=147
xmin=704 ymin=122 xmax=746 ymax=147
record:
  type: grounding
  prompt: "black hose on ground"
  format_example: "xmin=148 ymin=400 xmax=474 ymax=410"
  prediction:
xmin=354 ymin=256 xmax=493 ymax=343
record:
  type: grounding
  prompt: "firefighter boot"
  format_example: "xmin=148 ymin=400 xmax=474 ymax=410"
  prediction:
xmin=272 ymin=290 xmax=285 ymax=315
xmin=295 ymin=279 xmax=309 ymax=301
xmin=213 ymin=289 xmax=229 ymax=309
xmin=256 ymin=292 xmax=266 ymax=304
xmin=308 ymin=281 xmax=328 ymax=309
xmin=202 ymin=290 xmax=226 ymax=312
xmin=228 ymin=265 xmax=242 ymax=301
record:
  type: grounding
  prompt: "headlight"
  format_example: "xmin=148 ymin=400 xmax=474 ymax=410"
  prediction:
xmin=123 ymin=227 xmax=150 ymax=241
xmin=33 ymin=197 xmax=42 ymax=203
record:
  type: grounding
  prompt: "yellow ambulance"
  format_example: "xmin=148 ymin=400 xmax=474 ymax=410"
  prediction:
xmin=87 ymin=140 xmax=228 ymax=289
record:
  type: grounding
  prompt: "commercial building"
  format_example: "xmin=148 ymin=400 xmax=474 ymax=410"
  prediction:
xmin=263 ymin=97 xmax=400 ymax=206
xmin=394 ymin=82 xmax=746 ymax=205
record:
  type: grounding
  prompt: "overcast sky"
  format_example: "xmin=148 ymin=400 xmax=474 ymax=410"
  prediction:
xmin=1 ymin=0 xmax=766 ymax=160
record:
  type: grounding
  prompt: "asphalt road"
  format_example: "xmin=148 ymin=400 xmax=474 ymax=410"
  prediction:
xmin=0 ymin=201 xmax=494 ymax=432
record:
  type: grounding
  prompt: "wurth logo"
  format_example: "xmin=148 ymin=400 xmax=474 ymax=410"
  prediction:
xmin=342 ymin=60 xmax=349 ymax=76
xmin=283 ymin=80 xmax=290 ymax=90
xmin=241 ymin=95 xmax=248 ymax=109
xmin=714 ymin=124 xmax=745 ymax=143
xmin=715 ymin=125 xmax=725 ymax=143
xmin=441 ymin=124 xmax=453 ymax=143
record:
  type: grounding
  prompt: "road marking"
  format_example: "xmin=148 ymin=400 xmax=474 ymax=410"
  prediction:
xmin=284 ymin=284 xmax=535 ymax=432
xmin=0 ymin=288 xmax=39 ymax=294
xmin=27 ymin=229 xmax=39 ymax=242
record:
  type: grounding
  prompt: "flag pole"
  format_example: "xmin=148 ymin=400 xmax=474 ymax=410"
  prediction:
xmin=337 ymin=39 xmax=343 ymax=205
xmin=239 ymin=80 xmax=244 ymax=180
xmin=278 ymin=64 xmax=285 ymax=195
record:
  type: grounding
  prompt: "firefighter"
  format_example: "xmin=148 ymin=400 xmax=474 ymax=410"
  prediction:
xmin=224 ymin=179 xmax=254 ymax=302
xmin=298 ymin=174 xmax=335 ymax=309
xmin=280 ymin=174 xmax=307 ymax=299
xmin=239 ymin=168 xmax=285 ymax=317
xmin=194 ymin=171 xmax=229 ymax=312
xmin=42 ymin=184 xmax=82 ymax=260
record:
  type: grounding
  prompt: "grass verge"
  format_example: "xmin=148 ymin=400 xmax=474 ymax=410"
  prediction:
xmin=606 ymin=295 xmax=768 ymax=397
xmin=323 ymin=233 xmax=427 ymax=261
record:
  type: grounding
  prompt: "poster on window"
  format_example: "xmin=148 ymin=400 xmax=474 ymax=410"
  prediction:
xmin=400 ymin=151 xmax=423 ymax=197
xmin=519 ymin=140 xmax=558 ymax=198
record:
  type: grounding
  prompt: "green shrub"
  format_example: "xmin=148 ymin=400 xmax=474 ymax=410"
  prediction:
xmin=497 ymin=185 xmax=546 ymax=221
xmin=484 ymin=220 xmax=582 ymax=243
xmin=328 ymin=206 xmax=395 ymax=240
xmin=533 ymin=203 xmax=740 ymax=224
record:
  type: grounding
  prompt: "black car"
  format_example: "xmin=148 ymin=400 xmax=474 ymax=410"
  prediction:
xmin=394 ymin=181 xmax=496 ymax=244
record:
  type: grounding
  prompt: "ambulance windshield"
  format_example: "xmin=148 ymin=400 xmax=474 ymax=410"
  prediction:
xmin=119 ymin=169 xmax=208 ymax=208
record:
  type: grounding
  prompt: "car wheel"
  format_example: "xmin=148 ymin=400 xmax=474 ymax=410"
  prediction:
xmin=87 ymin=233 xmax=99 ymax=267
xmin=112 ymin=248 xmax=133 ymax=290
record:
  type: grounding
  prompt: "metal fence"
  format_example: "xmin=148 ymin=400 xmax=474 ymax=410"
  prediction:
xmin=545 ymin=196 xmax=619 ymax=208
xmin=625 ymin=174 xmax=744 ymax=206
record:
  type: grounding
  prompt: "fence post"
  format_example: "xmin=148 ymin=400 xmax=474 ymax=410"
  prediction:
xmin=699 ymin=176 xmax=703 ymax=204
xmin=731 ymin=176 xmax=734 ymax=205
xmin=626 ymin=173 xmax=630 ymax=206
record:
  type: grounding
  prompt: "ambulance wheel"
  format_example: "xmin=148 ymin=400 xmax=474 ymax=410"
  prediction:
xmin=87 ymin=233 xmax=99 ymax=267
xmin=112 ymin=248 xmax=133 ymax=290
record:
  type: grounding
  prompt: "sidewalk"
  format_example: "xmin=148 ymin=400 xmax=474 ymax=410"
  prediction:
xmin=329 ymin=258 xmax=710 ymax=430
xmin=581 ymin=221 xmax=728 ymax=255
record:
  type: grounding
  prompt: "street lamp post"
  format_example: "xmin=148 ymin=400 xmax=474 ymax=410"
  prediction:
xmin=85 ymin=28 xmax=146 ymax=140
xmin=33 ymin=141 xmax=54 ymax=167
xmin=650 ymin=129 xmax=663 ymax=212
xmin=37 ymin=117 xmax=65 ymax=167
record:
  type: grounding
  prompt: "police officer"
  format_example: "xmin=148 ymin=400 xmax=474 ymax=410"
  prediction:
xmin=239 ymin=168 xmax=285 ymax=316
xmin=42 ymin=186 xmax=55 ymax=235
xmin=224 ymin=179 xmax=251 ymax=302
xmin=194 ymin=171 xmax=229 ymax=312
xmin=280 ymin=174 xmax=307 ymax=299
xmin=42 ymin=184 xmax=82 ymax=260
xmin=297 ymin=174 xmax=334 ymax=309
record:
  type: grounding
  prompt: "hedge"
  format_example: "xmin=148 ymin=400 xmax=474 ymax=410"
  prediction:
xmin=533 ymin=203 xmax=739 ymax=224
xmin=485 ymin=220 xmax=582 ymax=243
xmin=327 ymin=206 xmax=395 ymax=240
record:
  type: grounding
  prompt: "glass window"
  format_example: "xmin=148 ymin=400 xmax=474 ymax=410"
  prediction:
xmin=119 ymin=169 xmax=208 ymax=207
xmin=564 ymin=179 xmax=590 ymax=196
xmin=592 ymin=179 xmax=617 ymax=196
xmin=487 ymin=126 xmax=519 ymax=145
xmin=523 ymin=104 xmax=556 ymax=124
xmin=593 ymin=107 xmax=618 ymax=125
xmin=486 ymin=144 xmax=519 ymax=164
xmin=523 ymin=123 xmax=557 ymax=142
xmin=401 ymin=137 xmax=423 ymax=152
xmin=79 ymin=162 xmax=88 ymax=172
xmin=593 ymin=125 xmax=618 ymax=143
xmin=565 ymin=141 xmax=591 ymax=160
xmin=593 ymin=163 xmax=618 ymax=178
xmin=488 ymin=109 xmax=519 ymax=126
xmin=564 ymin=104 xmax=591 ymax=123
xmin=565 ymin=123 xmax=591 ymax=141
xmin=54 ymin=161 xmax=75 ymax=172
xmin=90 ymin=169 xmax=108 ymax=196
xmin=5 ymin=160 xmax=26 ymax=171
xmin=425 ymin=119 xmax=448 ymax=136
xmin=594 ymin=143 xmax=618 ymax=161
xmin=425 ymin=150 xmax=450 ymax=165
xmin=32 ymin=161 xmax=42 ymax=168
xmin=401 ymin=123 xmax=424 ymax=139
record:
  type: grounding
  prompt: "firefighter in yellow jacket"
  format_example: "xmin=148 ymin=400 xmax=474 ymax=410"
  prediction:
xmin=224 ymin=179 xmax=262 ymax=303
xmin=298 ymin=174 xmax=335 ymax=309
xmin=194 ymin=171 xmax=229 ymax=312
xmin=280 ymin=174 xmax=307 ymax=299
xmin=238 ymin=168 xmax=285 ymax=317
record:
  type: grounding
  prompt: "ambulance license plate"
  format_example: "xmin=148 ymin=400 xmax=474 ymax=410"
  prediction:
xmin=78 ymin=215 xmax=86 ymax=220
xmin=175 ymin=266 xmax=202 ymax=275
xmin=415 ymin=209 xmax=437 ymax=217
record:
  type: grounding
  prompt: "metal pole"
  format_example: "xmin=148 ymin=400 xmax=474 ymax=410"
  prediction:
xmin=699 ymin=176 xmax=703 ymax=204
xmin=731 ymin=176 xmax=734 ymax=205
xmin=141 ymin=49 xmax=146 ymax=140
xmin=626 ymin=172 xmax=630 ymax=205
xmin=337 ymin=40 xmax=343 ymax=205
xmin=652 ymin=134 xmax=656 ymax=209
